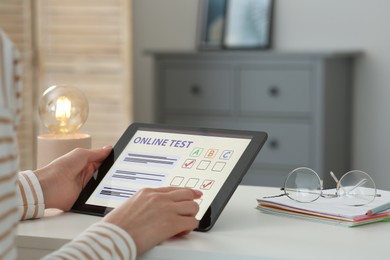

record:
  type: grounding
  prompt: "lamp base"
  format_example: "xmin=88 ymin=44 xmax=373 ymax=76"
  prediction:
xmin=37 ymin=133 xmax=91 ymax=168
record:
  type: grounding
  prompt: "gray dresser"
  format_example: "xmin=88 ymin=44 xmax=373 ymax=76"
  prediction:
xmin=152 ymin=51 xmax=358 ymax=188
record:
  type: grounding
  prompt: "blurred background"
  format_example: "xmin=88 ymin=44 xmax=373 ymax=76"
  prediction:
xmin=2 ymin=0 xmax=390 ymax=189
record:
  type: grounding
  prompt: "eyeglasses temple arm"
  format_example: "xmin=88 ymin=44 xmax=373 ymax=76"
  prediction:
xmin=330 ymin=171 xmax=368 ymax=195
xmin=330 ymin=171 xmax=340 ymax=189
xmin=330 ymin=171 xmax=347 ymax=194
xmin=347 ymin=178 xmax=368 ymax=194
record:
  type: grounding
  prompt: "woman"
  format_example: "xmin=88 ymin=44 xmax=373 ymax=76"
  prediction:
xmin=1 ymin=28 xmax=201 ymax=260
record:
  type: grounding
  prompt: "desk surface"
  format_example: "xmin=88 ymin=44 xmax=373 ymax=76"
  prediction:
xmin=17 ymin=185 xmax=389 ymax=260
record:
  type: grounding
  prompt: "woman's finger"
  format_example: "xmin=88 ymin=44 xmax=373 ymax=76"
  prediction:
xmin=150 ymin=186 xmax=203 ymax=201
xmin=168 ymin=188 xmax=203 ymax=202
xmin=170 ymin=215 xmax=199 ymax=235
xmin=173 ymin=200 xmax=200 ymax=216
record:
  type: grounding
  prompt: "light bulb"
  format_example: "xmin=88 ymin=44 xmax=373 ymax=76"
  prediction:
xmin=39 ymin=85 xmax=89 ymax=135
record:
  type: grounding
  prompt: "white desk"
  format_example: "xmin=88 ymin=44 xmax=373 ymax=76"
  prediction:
xmin=17 ymin=186 xmax=389 ymax=260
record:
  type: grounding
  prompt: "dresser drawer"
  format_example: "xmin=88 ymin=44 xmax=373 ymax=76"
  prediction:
xmin=164 ymin=116 xmax=311 ymax=167
xmin=163 ymin=68 xmax=233 ymax=114
xmin=237 ymin=120 xmax=311 ymax=167
xmin=239 ymin=68 xmax=312 ymax=114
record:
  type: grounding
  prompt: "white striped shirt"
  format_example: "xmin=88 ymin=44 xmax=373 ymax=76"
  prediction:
xmin=0 ymin=28 xmax=136 ymax=260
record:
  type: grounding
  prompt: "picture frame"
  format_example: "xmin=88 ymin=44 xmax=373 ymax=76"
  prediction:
xmin=197 ymin=0 xmax=228 ymax=50
xmin=223 ymin=0 xmax=273 ymax=49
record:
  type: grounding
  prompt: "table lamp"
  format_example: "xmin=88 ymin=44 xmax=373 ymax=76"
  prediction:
xmin=37 ymin=85 xmax=91 ymax=168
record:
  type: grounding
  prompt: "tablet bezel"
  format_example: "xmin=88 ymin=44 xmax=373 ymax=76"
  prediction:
xmin=71 ymin=123 xmax=267 ymax=231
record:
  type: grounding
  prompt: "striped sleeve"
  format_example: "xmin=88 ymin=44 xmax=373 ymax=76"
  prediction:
xmin=16 ymin=170 xmax=45 ymax=220
xmin=11 ymin=47 xmax=22 ymax=130
xmin=16 ymin=171 xmax=137 ymax=259
xmin=42 ymin=222 xmax=137 ymax=260
xmin=0 ymin=28 xmax=22 ymax=259
xmin=0 ymin=112 xmax=19 ymax=260
xmin=0 ymin=28 xmax=22 ymax=130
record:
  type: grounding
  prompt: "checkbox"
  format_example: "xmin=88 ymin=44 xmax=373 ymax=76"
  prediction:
xmin=212 ymin=162 xmax=226 ymax=172
xmin=197 ymin=160 xmax=211 ymax=170
xmin=182 ymin=159 xmax=196 ymax=169
xmin=185 ymin=178 xmax=199 ymax=188
xmin=195 ymin=199 xmax=203 ymax=205
xmin=200 ymin=179 xmax=214 ymax=190
xmin=171 ymin=176 xmax=184 ymax=186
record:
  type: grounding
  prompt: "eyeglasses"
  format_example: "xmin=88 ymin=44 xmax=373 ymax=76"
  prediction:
xmin=280 ymin=167 xmax=377 ymax=206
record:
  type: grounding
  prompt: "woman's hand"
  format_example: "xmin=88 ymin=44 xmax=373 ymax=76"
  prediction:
xmin=34 ymin=146 xmax=112 ymax=211
xmin=103 ymin=187 xmax=202 ymax=256
xmin=35 ymin=147 xmax=202 ymax=256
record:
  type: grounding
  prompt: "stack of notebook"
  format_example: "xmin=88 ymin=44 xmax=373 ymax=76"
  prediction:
xmin=257 ymin=188 xmax=390 ymax=227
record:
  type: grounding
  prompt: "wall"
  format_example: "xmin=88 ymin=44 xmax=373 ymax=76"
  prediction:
xmin=133 ymin=0 xmax=390 ymax=189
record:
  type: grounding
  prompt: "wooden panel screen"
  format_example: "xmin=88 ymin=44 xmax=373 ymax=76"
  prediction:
xmin=35 ymin=0 xmax=133 ymax=150
xmin=0 ymin=0 xmax=133 ymax=169
xmin=0 ymin=0 xmax=35 ymax=170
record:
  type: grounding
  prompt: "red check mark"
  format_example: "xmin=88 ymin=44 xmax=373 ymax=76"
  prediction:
xmin=202 ymin=180 xmax=214 ymax=189
xmin=183 ymin=159 xmax=195 ymax=168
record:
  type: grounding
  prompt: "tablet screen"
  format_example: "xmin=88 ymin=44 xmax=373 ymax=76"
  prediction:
xmin=86 ymin=128 xmax=251 ymax=220
xmin=72 ymin=123 xmax=267 ymax=231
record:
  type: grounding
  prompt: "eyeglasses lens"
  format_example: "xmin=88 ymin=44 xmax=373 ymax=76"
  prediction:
xmin=337 ymin=170 xmax=376 ymax=206
xmin=284 ymin=167 xmax=322 ymax=203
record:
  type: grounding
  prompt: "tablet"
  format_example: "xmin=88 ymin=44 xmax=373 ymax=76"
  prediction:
xmin=71 ymin=123 xmax=267 ymax=231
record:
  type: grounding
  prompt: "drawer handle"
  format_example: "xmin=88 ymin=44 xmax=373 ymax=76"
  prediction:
xmin=190 ymin=85 xmax=201 ymax=96
xmin=268 ymin=85 xmax=280 ymax=97
xmin=268 ymin=139 xmax=279 ymax=149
